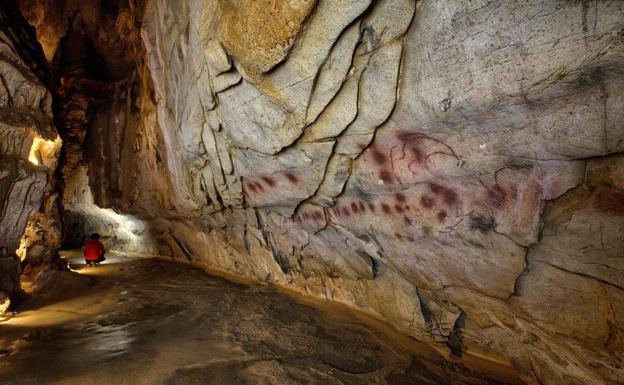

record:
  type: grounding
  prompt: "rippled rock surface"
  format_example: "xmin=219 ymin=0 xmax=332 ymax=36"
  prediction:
xmin=4 ymin=1 xmax=624 ymax=383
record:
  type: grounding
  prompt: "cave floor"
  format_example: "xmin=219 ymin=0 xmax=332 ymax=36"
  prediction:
xmin=0 ymin=252 xmax=523 ymax=385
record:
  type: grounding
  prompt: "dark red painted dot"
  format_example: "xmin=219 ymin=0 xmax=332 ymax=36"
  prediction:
xmin=381 ymin=203 xmax=392 ymax=214
xmin=430 ymin=184 xmax=457 ymax=205
xmin=261 ymin=176 xmax=276 ymax=187
xmin=379 ymin=169 xmax=393 ymax=184
xmin=343 ymin=207 xmax=351 ymax=216
xmin=371 ymin=148 xmax=387 ymax=165
xmin=358 ymin=201 xmax=366 ymax=212
xmin=429 ymin=183 xmax=442 ymax=195
xmin=351 ymin=202 xmax=359 ymax=213
xmin=442 ymin=189 xmax=458 ymax=205
xmin=437 ymin=210 xmax=447 ymax=222
xmin=395 ymin=204 xmax=404 ymax=213
xmin=368 ymin=203 xmax=376 ymax=212
xmin=395 ymin=192 xmax=406 ymax=202
xmin=420 ymin=195 xmax=435 ymax=208
xmin=247 ymin=182 xmax=257 ymax=193
xmin=285 ymin=172 xmax=299 ymax=184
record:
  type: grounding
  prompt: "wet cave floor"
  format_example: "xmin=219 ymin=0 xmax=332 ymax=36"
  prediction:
xmin=0 ymin=252 xmax=523 ymax=385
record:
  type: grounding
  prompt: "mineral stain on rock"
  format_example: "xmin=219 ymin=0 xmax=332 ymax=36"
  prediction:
xmin=592 ymin=190 xmax=624 ymax=216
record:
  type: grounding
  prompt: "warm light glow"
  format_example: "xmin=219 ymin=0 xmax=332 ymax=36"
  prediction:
xmin=28 ymin=136 xmax=61 ymax=166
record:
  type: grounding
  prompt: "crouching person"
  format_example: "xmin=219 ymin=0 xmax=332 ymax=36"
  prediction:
xmin=84 ymin=233 xmax=105 ymax=266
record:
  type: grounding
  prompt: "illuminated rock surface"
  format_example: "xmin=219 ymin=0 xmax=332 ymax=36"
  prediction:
xmin=0 ymin=1 xmax=622 ymax=384
xmin=0 ymin=254 xmax=522 ymax=385
xmin=0 ymin=3 xmax=59 ymax=310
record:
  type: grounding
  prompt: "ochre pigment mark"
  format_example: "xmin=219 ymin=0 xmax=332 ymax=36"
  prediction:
xmin=295 ymin=209 xmax=324 ymax=224
xmin=396 ymin=131 xmax=461 ymax=178
xmin=429 ymin=183 xmax=458 ymax=206
xmin=261 ymin=175 xmax=277 ymax=187
xmin=351 ymin=202 xmax=360 ymax=213
xmin=437 ymin=210 xmax=447 ymax=222
xmin=246 ymin=181 xmax=264 ymax=194
xmin=397 ymin=131 xmax=426 ymax=166
xmin=486 ymin=184 xmax=506 ymax=209
xmin=420 ymin=195 xmax=435 ymax=209
xmin=394 ymin=204 xmax=404 ymax=213
xmin=593 ymin=190 xmax=624 ymax=215
xmin=284 ymin=172 xmax=299 ymax=184
xmin=410 ymin=146 xmax=425 ymax=164
xmin=358 ymin=201 xmax=366 ymax=212
xmin=381 ymin=203 xmax=392 ymax=214
xmin=396 ymin=131 xmax=424 ymax=143
xmin=246 ymin=182 xmax=258 ymax=193
xmin=371 ymin=146 xmax=388 ymax=165
xmin=395 ymin=192 xmax=406 ymax=202
xmin=379 ymin=169 xmax=394 ymax=184
xmin=368 ymin=203 xmax=376 ymax=212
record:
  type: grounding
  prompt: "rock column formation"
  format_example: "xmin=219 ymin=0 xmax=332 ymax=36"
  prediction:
xmin=5 ymin=1 xmax=624 ymax=384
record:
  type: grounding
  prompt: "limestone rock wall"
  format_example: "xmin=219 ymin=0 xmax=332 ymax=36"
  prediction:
xmin=57 ymin=1 xmax=624 ymax=384
xmin=0 ymin=2 xmax=59 ymax=313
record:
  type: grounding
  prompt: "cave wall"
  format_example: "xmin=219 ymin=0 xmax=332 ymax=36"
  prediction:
xmin=16 ymin=0 xmax=157 ymax=254
xmin=16 ymin=0 xmax=624 ymax=384
xmin=0 ymin=2 xmax=59 ymax=313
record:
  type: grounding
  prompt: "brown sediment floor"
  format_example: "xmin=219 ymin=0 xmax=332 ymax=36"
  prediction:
xmin=0 ymin=252 xmax=524 ymax=385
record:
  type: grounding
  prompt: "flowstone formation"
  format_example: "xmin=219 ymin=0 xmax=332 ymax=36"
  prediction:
xmin=9 ymin=0 xmax=624 ymax=384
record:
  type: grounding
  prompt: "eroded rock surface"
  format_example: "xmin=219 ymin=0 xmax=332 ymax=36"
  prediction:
xmin=12 ymin=1 xmax=624 ymax=384
xmin=0 ymin=3 xmax=60 ymax=313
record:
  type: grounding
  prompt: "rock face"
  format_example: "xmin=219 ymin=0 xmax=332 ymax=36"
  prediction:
xmin=12 ymin=0 xmax=624 ymax=384
xmin=0 ymin=3 xmax=60 ymax=313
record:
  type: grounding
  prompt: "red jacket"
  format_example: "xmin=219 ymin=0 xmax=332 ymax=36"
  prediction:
xmin=84 ymin=239 xmax=105 ymax=261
